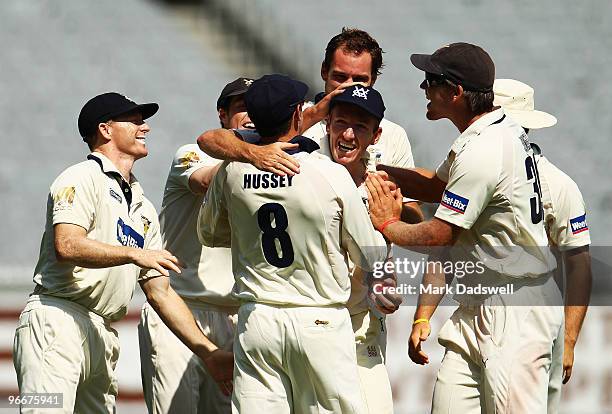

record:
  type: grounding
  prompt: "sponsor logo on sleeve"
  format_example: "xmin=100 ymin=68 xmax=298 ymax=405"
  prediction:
xmin=570 ymin=214 xmax=589 ymax=234
xmin=117 ymin=218 xmax=145 ymax=248
xmin=53 ymin=186 xmax=76 ymax=211
xmin=441 ymin=190 xmax=469 ymax=214
xmin=109 ymin=188 xmax=123 ymax=204
xmin=179 ymin=151 xmax=201 ymax=168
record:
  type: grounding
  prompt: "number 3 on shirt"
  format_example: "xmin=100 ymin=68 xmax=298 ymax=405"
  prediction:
xmin=257 ymin=203 xmax=294 ymax=267
xmin=525 ymin=155 xmax=543 ymax=224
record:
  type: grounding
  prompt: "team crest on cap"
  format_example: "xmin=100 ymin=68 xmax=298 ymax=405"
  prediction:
xmin=53 ymin=186 xmax=76 ymax=211
xmin=244 ymin=79 xmax=254 ymax=86
xmin=179 ymin=151 xmax=201 ymax=168
xmin=352 ymin=86 xmax=369 ymax=100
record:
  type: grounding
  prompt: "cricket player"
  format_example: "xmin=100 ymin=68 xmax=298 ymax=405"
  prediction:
xmin=198 ymin=74 xmax=388 ymax=414
xmin=367 ymin=43 xmax=562 ymax=413
xmin=324 ymin=84 xmax=401 ymax=413
xmin=493 ymin=78 xmax=592 ymax=412
xmin=13 ymin=93 xmax=232 ymax=414
xmin=304 ymin=27 xmax=423 ymax=224
xmin=138 ymin=78 xmax=254 ymax=414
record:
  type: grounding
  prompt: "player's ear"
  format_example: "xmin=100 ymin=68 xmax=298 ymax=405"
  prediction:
xmin=320 ymin=61 xmax=328 ymax=82
xmin=372 ymin=126 xmax=382 ymax=145
xmin=218 ymin=108 xmax=228 ymax=129
xmin=98 ymin=122 xmax=112 ymax=140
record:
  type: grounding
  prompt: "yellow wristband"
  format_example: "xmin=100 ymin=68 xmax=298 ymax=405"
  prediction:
xmin=413 ymin=318 xmax=429 ymax=326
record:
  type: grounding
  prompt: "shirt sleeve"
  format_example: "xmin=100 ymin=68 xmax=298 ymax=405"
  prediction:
xmin=169 ymin=144 xmax=219 ymax=193
xmin=547 ymin=179 xmax=591 ymax=251
xmin=434 ymin=143 xmax=499 ymax=230
xmin=197 ymin=161 xmax=231 ymax=248
xmin=336 ymin=169 xmax=388 ymax=272
xmin=51 ymin=167 xmax=97 ymax=231
xmin=435 ymin=151 xmax=454 ymax=183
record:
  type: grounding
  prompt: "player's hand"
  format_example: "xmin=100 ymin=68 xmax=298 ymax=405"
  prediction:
xmin=408 ymin=320 xmax=430 ymax=365
xmin=368 ymin=276 xmax=402 ymax=314
xmin=368 ymin=170 xmax=397 ymax=192
xmin=131 ymin=249 xmax=183 ymax=276
xmin=248 ymin=142 xmax=300 ymax=176
xmin=562 ymin=340 xmax=575 ymax=384
xmin=365 ymin=174 xmax=403 ymax=230
xmin=202 ymin=349 xmax=235 ymax=396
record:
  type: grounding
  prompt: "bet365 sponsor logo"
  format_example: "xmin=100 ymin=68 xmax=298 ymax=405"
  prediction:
xmin=117 ymin=218 xmax=144 ymax=248
xmin=441 ymin=190 xmax=469 ymax=214
xmin=570 ymin=214 xmax=589 ymax=234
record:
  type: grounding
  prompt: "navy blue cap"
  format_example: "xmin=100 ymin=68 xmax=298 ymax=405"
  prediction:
xmin=78 ymin=92 xmax=158 ymax=139
xmin=244 ymin=74 xmax=308 ymax=132
xmin=330 ymin=85 xmax=385 ymax=121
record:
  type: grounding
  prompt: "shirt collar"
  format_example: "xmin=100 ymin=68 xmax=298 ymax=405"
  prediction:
xmin=450 ymin=108 xmax=506 ymax=154
xmin=87 ymin=152 xmax=136 ymax=184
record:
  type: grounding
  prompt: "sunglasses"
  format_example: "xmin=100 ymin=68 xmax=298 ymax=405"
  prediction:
xmin=420 ymin=72 xmax=448 ymax=89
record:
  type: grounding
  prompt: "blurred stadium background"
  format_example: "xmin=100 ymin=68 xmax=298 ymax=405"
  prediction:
xmin=1 ymin=0 xmax=611 ymax=412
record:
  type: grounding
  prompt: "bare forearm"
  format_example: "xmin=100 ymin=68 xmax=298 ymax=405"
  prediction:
xmin=300 ymin=104 xmax=325 ymax=133
xmin=55 ymin=235 xmax=136 ymax=268
xmin=380 ymin=165 xmax=446 ymax=203
xmin=382 ymin=219 xmax=455 ymax=252
xmin=563 ymin=247 xmax=592 ymax=346
xmin=415 ymin=255 xmax=453 ymax=320
xmin=143 ymin=281 xmax=218 ymax=358
xmin=196 ymin=129 xmax=253 ymax=162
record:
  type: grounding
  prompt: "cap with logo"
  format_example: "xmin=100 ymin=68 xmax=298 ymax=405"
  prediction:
xmin=493 ymin=79 xmax=557 ymax=129
xmin=78 ymin=92 xmax=158 ymax=140
xmin=244 ymin=74 xmax=308 ymax=132
xmin=330 ymin=85 xmax=385 ymax=121
xmin=410 ymin=42 xmax=495 ymax=92
xmin=216 ymin=77 xmax=255 ymax=109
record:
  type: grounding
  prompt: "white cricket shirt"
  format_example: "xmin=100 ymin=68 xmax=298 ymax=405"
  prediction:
xmin=159 ymin=144 xmax=237 ymax=307
xmin=33 ymin=152 xmax=162 ymax=321
xmin=434 ymin=109 xmax=556 ymax=280
xmin=198 ymin=138 xmax=388 ymax=307
xmin=536 ymin=153 xmax=591 ymax=251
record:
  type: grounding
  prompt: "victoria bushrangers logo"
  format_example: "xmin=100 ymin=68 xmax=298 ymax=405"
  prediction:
xmin=570 ymin=214 xmax=589 ymax=234
xmin=441 ymin=190 xmax=469 ymax=214
xmin=352 ymin=86 xmax=369 ymax=100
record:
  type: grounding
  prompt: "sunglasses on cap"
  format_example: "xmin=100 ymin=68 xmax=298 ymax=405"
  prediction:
xmin=420 ymin=72 xmax=449 ymax=90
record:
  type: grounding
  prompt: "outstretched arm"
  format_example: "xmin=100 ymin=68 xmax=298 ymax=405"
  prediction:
xmin=196 ymin=128 xmax=300 ymax=176
xmin=377 ymin=165 xmax=447 ymax=203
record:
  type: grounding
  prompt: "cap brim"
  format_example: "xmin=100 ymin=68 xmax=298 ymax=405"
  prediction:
xmin=410 ymin=54 xmax=442 ymax=74
xmin=505 ymin=109 xmax=557 ymax=129
xmin=136 ymin=103 xmax=159 ymax=120
xmin=292 ymin=80 xmax=309 ymax=104
xmin=331 ymin=96 xmax=383 ymax=121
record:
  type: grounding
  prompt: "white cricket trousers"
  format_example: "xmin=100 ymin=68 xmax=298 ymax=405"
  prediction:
xmin=13 ymin=295 xmax=120 ymax=414
xmin=431 ymin=276 xmax=564 ymax=414
xmin=138 ymin=300 xmax=237 ymax=414
xmin=232 ymin=303 xmax=366 ymax=414
xmin=351 ymin=309 xmax=393 ymax=414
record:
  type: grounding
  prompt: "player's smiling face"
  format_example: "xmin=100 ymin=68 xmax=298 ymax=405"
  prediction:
xmin=327 ymin=103 xmax=381 ymax=167
xmin=107 ymin=112 xmax=150 ymax=160
xmin=322 ymin=48 xmax=373 ymax=95
xmin=221 ymin=95 xmax=255 ymax=130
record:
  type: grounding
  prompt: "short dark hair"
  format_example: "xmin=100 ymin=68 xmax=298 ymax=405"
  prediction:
xmin=256 ymin=115 xmax=293 ymax=140
xmin=323 ymin=28 xmax=384 ymax=81
xmin=443 ymin=79 xmax=493 ymax=115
